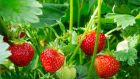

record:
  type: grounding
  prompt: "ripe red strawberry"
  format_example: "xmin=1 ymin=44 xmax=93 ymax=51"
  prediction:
xmin=78 ymin=31 xmax=106 ymax=55
xmin=9 ymin=42 xmax=34 ymax=67
xmin=94 ymin=55 xmax=120 ymax=78
xmin=40 ymin=48 xmax=65 ymax=73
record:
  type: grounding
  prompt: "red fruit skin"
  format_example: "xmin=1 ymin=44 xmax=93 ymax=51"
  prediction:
xmin=40 ymin=48 xmax=65 ymax=73
xmin=20 ymin=32 xmax=25 ymax=38
xmin=94 ymin=55 xmax=120 ymax=78
xmin=78 ymin=31 xmax=106 ymax=55
xmin=9 ymin=43 xmax=34 ymax=67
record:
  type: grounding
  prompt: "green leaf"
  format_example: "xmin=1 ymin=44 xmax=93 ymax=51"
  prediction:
xmin=76 ymin=65 xmax=96 ymax=79
xmin=81 ymin=0 xmax=97 ymax=15
xmin=89 ymin=0 xmax=97 ymax=9
xmin=117 ymin=35 xmax=140 ymax=51
xmin=114 ymin=14 xmax=136 ymax=29
xmin=61 ymin=43 xmax=76 ymax=55
xmin=121 ymin=19 xmax=140 ymax=37
xmin=127 ymin=48 xmax=137 ymax=65
xmin=63 ymin=0 xmax=96 ymax=23
xmin=0 ymin=0 xmax=42 ymax=24
xmin=101 ymin=2 xmax=112 ymax=14
xmin=76 ymin=65 xmax=88 ymax=79
xmin=32 ymin=3 xmax=68 ymax=27
xmin=103 ymin=0 xmax=127 ymax=6
xmin=62 ymin=0 xmax=78 ymax=22
xmin=128 ymin=35 xmax=140 ymax=48
xmin=105 ymin=13 xmax=116 ymax=19
xmin=106 ymin=13 xmax=136 ymax=29
xmin=113 ymin=5 xmax=131 ymax=14
xmin=115 ymin=48 xmax=137 ymax=66
xmin=131 ymin=7 xmax=140 ymax=16
xmin=0 ymin=35 xmax=11 ymax=64
xmin=128 ymin=0 xmax=140 ymax=6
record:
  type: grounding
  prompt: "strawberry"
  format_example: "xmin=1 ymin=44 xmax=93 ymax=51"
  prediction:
xmin=94 ymin=55 xmax=120 ymax=78
xmin=56 ymin=65 xmax=76 ymax=79
xmin=78 ymin=31 xmax=106 ymax=55
xmin=40 ymin=48 xmax=65 ymax=73
xmin=9 ymin=42 xmax=34 ymax=67
xmin=19 ymin=32 xmax=25 ymax=38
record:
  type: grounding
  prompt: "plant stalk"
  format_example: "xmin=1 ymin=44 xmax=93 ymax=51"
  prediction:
xmin=69 ymin=0 xmax=73 ymax=41
xmin=87 ymin=0 xmax=102 ymax=79
xmin=105 ymin=27 xmax=121 ymax=37
xmin=77 ymin=0 xmax=80 ymax=27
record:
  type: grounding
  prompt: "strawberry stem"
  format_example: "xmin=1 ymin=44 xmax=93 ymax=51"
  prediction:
xmin=69 ymin=0 xmax=73 ymax=41
xmin=107 ymin=38 xmax=110 ymax=51
xmin=77 ymin=0 xmax=82 ymax=28
xmin=105 ymin=27 xmax=121 ymax=37
xmin=87 ymin=0 xmax=102 ymax=79
xmin=79 ymin=49 xmax=83 ymax=64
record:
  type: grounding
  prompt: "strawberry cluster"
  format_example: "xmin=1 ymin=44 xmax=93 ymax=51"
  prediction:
xmin=5 ymin=30 xmax=120 ymax=79
xmin=78 ymin=31 xmax=120 ymax=78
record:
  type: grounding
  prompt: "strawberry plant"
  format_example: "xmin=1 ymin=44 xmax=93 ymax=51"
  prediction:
xmin=0 ymin=0 xmax=140 ymax=79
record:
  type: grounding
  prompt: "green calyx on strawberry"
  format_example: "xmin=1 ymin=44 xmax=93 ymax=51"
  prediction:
xmin=9 ymin=42 xmax=34 ymax=67
xmin=56 ymin=65 xmax=76 ymax=79
xmin=94 ymin=54 xmax=120 ymax=78
xmin=40 ymin=48 xmax=65 ymax=73
xmin=78 ymin=31 xmax=106 ymax=55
